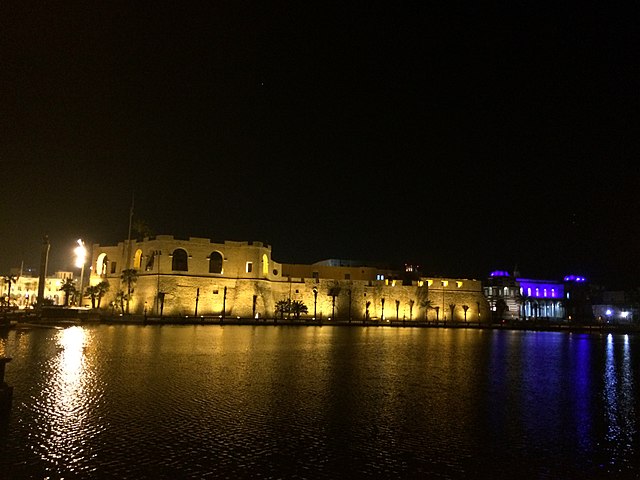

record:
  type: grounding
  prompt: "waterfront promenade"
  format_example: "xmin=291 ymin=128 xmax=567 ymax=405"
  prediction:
xmin=3 ymin=308 xmax=639 ymax=335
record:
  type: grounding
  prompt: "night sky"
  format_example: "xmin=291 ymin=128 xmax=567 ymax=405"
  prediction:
xmin=2 ymin=2 xmax=638 ymax=288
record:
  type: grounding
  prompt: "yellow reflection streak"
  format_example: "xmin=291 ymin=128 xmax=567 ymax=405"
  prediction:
xmin=35 ymin=326 xmax=98 ymax=473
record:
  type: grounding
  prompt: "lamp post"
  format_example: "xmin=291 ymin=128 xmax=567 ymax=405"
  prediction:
xmin=313 ymin=286 xmax=318 ymax=321
xmin=74 ymin=239 xmax=87 ymax=308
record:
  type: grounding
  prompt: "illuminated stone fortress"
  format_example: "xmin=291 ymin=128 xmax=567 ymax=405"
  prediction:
xmin=89 ymin=235 xmax=491 ymax=322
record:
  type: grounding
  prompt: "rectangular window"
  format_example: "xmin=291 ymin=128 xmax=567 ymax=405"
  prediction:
xmin=246 ymin=262 xmax=253 ymax=273
xmin=344 ymin=273 xmax=351 ymax=280
xmin=111 ymin=262 xmax=117 ymax=274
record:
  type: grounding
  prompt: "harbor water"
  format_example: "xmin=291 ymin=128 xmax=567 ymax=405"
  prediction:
xmin=0 ymin=324 xmax=639 ymax=479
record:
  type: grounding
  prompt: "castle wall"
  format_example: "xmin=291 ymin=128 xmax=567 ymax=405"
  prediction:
xmin=89 ymin=236 xmax=490 ymax=322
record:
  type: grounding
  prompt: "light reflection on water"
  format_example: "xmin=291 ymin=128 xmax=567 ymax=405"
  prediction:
xmin=603 ymin=333 xmax=636 ymax=474
xmin=0 ymin=325 xmax=639 ymax=479
xmin=25 ymin=327 xmax=105 ymax=477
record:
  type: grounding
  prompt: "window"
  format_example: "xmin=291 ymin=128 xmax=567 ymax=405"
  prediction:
xmin=246 ymin=262 xmax=253 ymax=273
xmin=97 ymin=253 xmax=108 ymax=275
xmin=209 ymin=252 xmax=223 ymax=274
xmin=344 ymin=273 xmax=351 ymax=280
xmin=111 ymin=262 xmax=117 ymax=274
xmin=145 ymin=253 xmax=155 ymax=271
xmin=172 ymin=249 xmax=188 ymax=271
xmin=262 ymin=254 xmax=269 ymax=276
xmin=134 ymin=249 xmax=143 ymax=269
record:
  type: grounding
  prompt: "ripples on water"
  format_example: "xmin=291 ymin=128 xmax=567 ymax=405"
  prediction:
xmin=0 ymin=325 xmax=639 ymax=479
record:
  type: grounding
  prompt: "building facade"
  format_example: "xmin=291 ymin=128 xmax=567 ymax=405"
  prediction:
xmin=88 ymin=235 xmax=491 ymax=323
xmin=1 ymin=270 xmax=75 ymax=308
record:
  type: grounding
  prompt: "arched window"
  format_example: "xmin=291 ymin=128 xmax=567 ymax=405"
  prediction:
xmin=209 ymin=251 xmax=223 ymax=274
xmin=145 ymin=252 xmax=155 ymax=271
xmin=134 ymin=249 xmax=143 ymax=269
xmin=172 ymin=249 xmax=188 ymax=271
xmin=96 ymin=253 xmax=108 ymax=276
xmin=262 ymin=254 xmax=269 ymax=276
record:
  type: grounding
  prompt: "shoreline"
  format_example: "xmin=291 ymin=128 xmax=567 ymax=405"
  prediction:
xmin=3 ymin=312 xmax=639 ymax=335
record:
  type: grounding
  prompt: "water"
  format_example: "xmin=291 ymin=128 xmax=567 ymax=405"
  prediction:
xmin=0 ymin=325 xmax=639 ymax=479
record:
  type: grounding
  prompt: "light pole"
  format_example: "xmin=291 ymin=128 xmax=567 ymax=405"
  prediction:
xmin=74 ymin=239 xmax=87 ymax=308
xmin=313 ymin=286 xmax=318 ymax=321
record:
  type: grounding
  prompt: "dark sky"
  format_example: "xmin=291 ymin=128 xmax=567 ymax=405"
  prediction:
xmin=2 ymin=1 xmax=639 ymax=288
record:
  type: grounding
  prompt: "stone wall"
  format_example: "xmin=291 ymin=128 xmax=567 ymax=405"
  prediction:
xmin=90 ymin=236 xmax=490 ymax=322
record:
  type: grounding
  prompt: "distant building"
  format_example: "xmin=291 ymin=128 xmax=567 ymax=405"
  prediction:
xmin=1 ymin=271 xmax=75 ymax=308
xmin=591 ymin=287 xmax=639 ymax=325
xmin=483 ymin=271 xmax=595 ymax=322
xmin=88 ymin=235 xmax=491 ymax=322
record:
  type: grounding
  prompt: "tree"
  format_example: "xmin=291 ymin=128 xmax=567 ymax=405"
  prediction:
xmin=409 ymin=299 xmax=415 ymax=321
xmin=420 ymin=298 xmax=434 ymax=322
xmin=132 ymin=219 xmax=154 ymax=241
xmin=275 ymin=299 xmax=290 ymax=320
xmin=84 ymin=285 xmax=100 ymax=309
xmin=462 ymin=305 xmax=470 ymax=324
xmin=2 ymin=275 xmax=17 ymax=308
xmin=96 ymin=281 xmax=110 ymax=308
xmin=327 ymin=283 xmax=341 ymax=320
xmin=115 ymin=290 xmax=127 ymax=314
xmin=120 ymin=269 xmax=138 ymax=314
xmin=495 ymin=298 xmax=508 ymax=323
xmin=449 ymin=303 xmax=456 ymax=323
xmin=84 ymin=281 xmax=110 ymax=309
xmin=59 ymin=278 xmax=76 ymax=307
xmin=290 ymin=300 xmax=308 ymax=320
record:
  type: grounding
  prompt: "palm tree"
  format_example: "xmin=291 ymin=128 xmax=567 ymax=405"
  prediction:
xmin=96 ymin=281 xmax=110 ymax=308
xmin=275 ymin=299 xmax=290 ymax=320
xmin=3 ymin=275 xmax=17 ymax=308
xmin=420 ymin=298 xmax=434 ymax=322
xmin=495 ymin=298 xmax=508 ymax=323
xmin=449 ymin=303 xmax=456 ymax=324
xmin=84 ymin=285 xmax=100 ymax=308
xmin=462 ymin=305 xmax=469 ymax=324
xmin=115 ymin=290 xmax=127 ymax=314
xmin=59 ymin=278 xmax=76 ymax=307
xmin=132 ymin=219 xmax=153 ymax=241
xmin=409 ymin=299 xmax=415 ymax=321
xmin=433 ymin=306 xmax=440 ymax=324
xmin=327 ymin=283 xmax=341 ymax=320
xmin=290 ymin=300 xmax=308 ymax=320
xmin=120 ymin=269 xmax=138 ymax=314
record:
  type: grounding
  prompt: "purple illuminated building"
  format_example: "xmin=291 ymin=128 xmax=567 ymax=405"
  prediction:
xmin=484 ymin=270 xmax=590 ymax=322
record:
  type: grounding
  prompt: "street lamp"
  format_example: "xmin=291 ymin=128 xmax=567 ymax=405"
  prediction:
xmin=74 ymin=239 xmax=87 ymax=308
xmin=312 ymin=286 xmax=318 ymax=321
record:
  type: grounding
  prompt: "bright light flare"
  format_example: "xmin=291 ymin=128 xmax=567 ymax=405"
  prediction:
xmin=74 ymin=239 xmax=86 ymax=268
